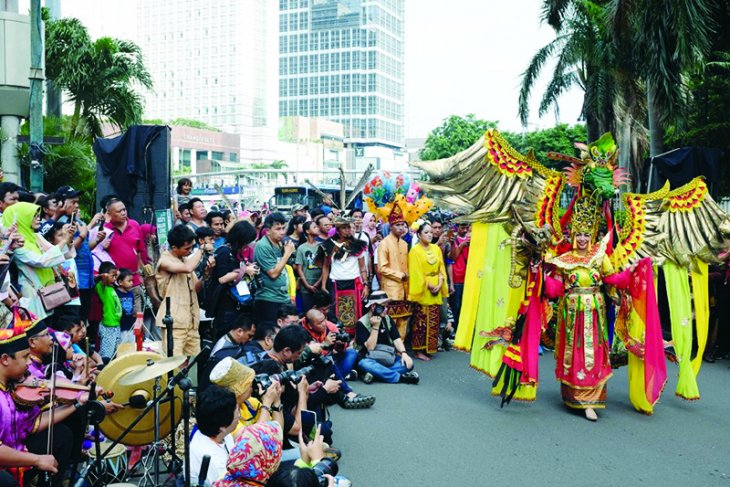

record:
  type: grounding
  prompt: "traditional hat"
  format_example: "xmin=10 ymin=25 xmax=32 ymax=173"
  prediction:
xmin=570 ymin=196 xmax=600 ymax=240
xmin=210 ymin=357 xmax=255 ymax=397
xmin=388 ymin=204 xmax=406 ymax=225
xmin=332 ymin=215 xmax=353 ymax=227
xmin=0 ymin=326 xmax=29 ymax=355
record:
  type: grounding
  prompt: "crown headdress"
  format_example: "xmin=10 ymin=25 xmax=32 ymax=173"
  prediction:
xmin=570 ymin=197 xmax=600 ymax=239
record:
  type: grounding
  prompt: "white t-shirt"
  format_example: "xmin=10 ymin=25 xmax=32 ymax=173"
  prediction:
xmin=329 ymin=254 xmax=362 ymax=281
xmin=189 ymin=430 xmax=234 ymax=485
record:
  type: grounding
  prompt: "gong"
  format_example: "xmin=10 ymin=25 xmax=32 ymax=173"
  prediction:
xmin=96 ymin=352 xmax=183 ymax=446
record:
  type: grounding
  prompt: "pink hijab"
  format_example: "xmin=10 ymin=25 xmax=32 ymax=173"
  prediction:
xmin=362 ymin=212 xmax=377 ymax=240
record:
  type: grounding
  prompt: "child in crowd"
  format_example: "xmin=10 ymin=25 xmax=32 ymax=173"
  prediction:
xmin=95 ymin=261 xmax=122 ymax=361
xmin=117 ymin=268 xmax=141 ymax=340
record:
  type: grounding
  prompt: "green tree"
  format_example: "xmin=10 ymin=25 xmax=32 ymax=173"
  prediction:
xmin=518 ymin=0 xmax=614 ymax=142
xmin=17 ymin=116 xmax=97 ymax=216
xmin=251 ymin=160 xmax=289 ymax=183
xmin=503 ymin=123 xmax=587 ymax=165
xmin=44 ymin=16 xmax=153 ymax=140
xmin=608 ymin=0 xmax=718 ymax=156
xmin=419 ymin=114 xmax=498 ymax=161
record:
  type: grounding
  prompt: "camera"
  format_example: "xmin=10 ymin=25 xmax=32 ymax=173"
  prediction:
xmin=312 ymin=458 xmax=339 ymax=486
xmin=253 ymin=365 xmax=314 ymax=393
xmin=333 ymin=322 xmax=351 ymax=344
xmin=372 ymin=303 xmax=385 ymax=317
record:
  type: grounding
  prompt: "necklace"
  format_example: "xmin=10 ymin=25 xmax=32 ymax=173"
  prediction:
xmin=424 ymin=245 xmax=437 ymax=266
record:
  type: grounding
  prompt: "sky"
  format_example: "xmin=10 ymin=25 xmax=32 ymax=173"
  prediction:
xmin=27 ymin=0 xmax=584 ymax=139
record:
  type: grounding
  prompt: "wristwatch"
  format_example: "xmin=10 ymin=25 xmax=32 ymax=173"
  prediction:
xmin=271 ymin=403 xmax=284 ymax=413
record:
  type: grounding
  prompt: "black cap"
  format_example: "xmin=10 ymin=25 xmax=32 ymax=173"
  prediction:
xmin=55 ymin=186 xmax=82 ymax=201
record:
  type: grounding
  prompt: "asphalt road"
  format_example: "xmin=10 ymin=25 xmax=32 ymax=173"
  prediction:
xmin=329 ymin=350 xmax=730 ymax=487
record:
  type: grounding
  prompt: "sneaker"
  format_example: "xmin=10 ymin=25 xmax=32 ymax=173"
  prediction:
xmin=345 ymin=370 xmax=358 ymax=381
xmin=323 ymin=446 xmax=342 ymax=462
xmin=399 ymin=371 xmax=420 ymax=385
xmin=361 ymin=372 xmax=374 ymax=384
xmin=340 ymin=393 xmax=376 ymax=409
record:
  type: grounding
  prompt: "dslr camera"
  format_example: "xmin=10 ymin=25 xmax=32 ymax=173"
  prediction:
xmin=372 ymin=303 xmax=386 ymax=317
xmin=253 ymin=365 xmax=314 ymax=393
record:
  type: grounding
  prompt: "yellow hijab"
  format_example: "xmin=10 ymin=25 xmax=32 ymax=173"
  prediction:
xmin=3 ymin=202 xmax=55 ymax=285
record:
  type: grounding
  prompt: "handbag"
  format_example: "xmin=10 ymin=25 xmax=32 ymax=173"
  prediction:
xmin=366 ymin=343 xmax=397 ymax=367
xmin=230 ymin=279 xmax=253 ymax=307
xmin=38 ymin=282 xmax=72 ymax=312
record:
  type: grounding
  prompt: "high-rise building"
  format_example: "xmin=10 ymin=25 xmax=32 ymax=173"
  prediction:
xmin=137 ymin=0 xmax=275 ymax=152
xmin=278 ymin=0 xmax=405 ymax=149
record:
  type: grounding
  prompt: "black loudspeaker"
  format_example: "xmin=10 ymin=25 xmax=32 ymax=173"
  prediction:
xmin=93 ymin=125 xmax=171 ymax=223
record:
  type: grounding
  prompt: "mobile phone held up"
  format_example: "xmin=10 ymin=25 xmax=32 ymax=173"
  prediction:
xmin=300 ymin=409 xmax=317 ymax=441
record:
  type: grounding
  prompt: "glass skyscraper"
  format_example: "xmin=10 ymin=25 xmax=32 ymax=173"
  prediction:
xmin=138 ymin=0 xmax=273 ymax=137
xmin=278 ymin=0 xmax=405 ymax=149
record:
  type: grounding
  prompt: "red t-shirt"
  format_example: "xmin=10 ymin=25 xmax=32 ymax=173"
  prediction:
xmin=104 ymin=219 xmax=147 ymax=287
xmin=452 ymin=236 xmax=470 ymax=284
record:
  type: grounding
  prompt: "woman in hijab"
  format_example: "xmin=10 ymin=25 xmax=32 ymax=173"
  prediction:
xmin=213 ymin=421 xmax=283 ymax=487
xmin=2 ymin=202 xmax=75 ymax=321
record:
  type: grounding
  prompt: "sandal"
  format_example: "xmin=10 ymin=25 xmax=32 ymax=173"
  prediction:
xmin=340 ymin=393 xmax=376 ymax=409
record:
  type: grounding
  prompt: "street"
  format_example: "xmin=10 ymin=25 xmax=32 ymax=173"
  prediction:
xmin=330 ymin=350 xmax=730 ymax=486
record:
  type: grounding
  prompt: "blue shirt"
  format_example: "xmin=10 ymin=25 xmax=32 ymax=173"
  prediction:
xmin=58 ymin=215 xmax=94 ymax=289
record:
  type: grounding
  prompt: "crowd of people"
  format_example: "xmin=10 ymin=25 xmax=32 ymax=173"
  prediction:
xmin=0 ymin=176 xmax=473 ymax=486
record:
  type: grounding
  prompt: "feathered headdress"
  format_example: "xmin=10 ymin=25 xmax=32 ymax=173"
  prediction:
xmin=363 ymin=171 xmax=432 ymax=226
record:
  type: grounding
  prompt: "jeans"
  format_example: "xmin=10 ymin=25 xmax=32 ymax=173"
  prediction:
xmin=358 ymin=357 xmax=412 ymax=384
xmin=333 ymin=348 xmax=358 ymax=378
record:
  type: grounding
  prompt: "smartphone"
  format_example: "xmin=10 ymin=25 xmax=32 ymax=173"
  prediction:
xmin=300 ymin=409 xmax=317 ymax=441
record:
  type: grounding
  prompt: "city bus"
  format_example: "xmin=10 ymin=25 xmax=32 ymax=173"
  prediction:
xmin=270 ymin=184 xmax=362 ymax=213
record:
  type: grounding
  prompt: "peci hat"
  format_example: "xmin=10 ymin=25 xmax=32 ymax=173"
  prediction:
xmin=210 ymin=357 xmax=255 ymax=397
xmin=364 ymin=290 xmax=390 ymax=308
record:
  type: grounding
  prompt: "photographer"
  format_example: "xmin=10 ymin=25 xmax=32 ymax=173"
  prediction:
xmin=199 ymin=313 xmax=257 ymax=393
xmin=254 ymin=212 xmax=297 ymax=322
xmin=241 ymin=321 xmax=280 ymax=365
xmin=299 ymin=310 xmax=375 ymax=410
xmin=252 ymin=326 xmax=312 ymax=446
xmin=301 ymin=310 xmax=357 ymax=380
xmin=207 ymin=221 xmax=260 ymax=340
xmin=265 ymin=425 xmax=348 ymax=487
xmin=356 ymin=291 xmax=419 ymax=385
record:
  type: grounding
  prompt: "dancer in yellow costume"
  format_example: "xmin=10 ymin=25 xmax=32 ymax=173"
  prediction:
xmin=411 ymin=129 xmax=730 ymax=415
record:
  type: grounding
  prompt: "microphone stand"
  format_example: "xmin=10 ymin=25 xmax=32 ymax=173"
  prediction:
xmin=162 ymin=297 xmax=181 ymax=474
xmin=72 ymin=384 xmax=107 ymax=487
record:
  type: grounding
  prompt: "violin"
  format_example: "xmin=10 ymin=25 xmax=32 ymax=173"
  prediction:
xmin=11 ymin=376 xmax=113 ymax=407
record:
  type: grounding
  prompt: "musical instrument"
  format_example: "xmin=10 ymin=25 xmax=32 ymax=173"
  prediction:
xmin=95 ymin=352 xmax=183 ymax=446
xmin=119 ymin=355 xmax=186 ymax=386
xmin=88 ymin=442 xmax=128 ymax=485
xmin=12 ymin=376 xmax=113 ymax=407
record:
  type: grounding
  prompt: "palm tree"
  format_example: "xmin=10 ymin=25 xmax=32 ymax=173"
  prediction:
xmin=251 ymin=160 xmax=289 ymax=184
xmin=45 ymin=16 xmax=153 ymax=140
xmin=607 ymin=0 xmax=718 ymax=155
xmin=518 ymin=0 xmax=615 ymax=141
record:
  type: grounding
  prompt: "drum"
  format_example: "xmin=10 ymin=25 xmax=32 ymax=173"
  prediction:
xmin=95 ymin=351 xmax=183 ymax=445
xmin=87 ymin=442 xmax=128 ymax=484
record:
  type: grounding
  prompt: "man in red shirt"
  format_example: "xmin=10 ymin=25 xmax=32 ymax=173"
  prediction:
xmin=448 ymin=223 xmax=470 ymax=330
xmin=103 ymin=199 xmax=151 ymax=310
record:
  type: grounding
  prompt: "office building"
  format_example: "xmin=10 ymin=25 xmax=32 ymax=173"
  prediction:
xmin=137 ymin=0 xmax=275 ymax=147
xmin=278 ymin=0 xmax=405 ymax=149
